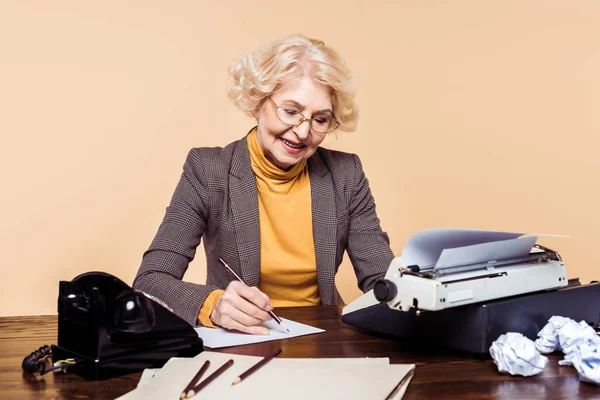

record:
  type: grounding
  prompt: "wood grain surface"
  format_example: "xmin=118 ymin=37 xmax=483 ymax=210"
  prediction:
xmin=1 ymin=306 xmax=598 ymax=399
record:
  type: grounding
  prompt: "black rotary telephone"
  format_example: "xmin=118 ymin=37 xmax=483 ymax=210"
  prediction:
xmin=22 ymin=271 xmax=203 ymax=380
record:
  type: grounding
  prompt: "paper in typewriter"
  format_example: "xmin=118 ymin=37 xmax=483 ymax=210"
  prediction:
xmin=435 ymin=236 xmax=538 ymax=269
xmin=400 ymin=228 xmax=536 ymax=270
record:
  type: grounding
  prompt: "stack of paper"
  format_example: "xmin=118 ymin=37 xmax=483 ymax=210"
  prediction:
xmin=118 ymin=351 xmax=414 ymax=400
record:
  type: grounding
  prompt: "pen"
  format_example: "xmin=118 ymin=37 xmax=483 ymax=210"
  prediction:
xmin=232 ymin=348 xmax=282 ymax=385
xmin=218 ymin=258 xmax=290 ymax=333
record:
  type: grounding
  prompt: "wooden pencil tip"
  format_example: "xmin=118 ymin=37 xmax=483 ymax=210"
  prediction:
xmin=232 ymin=377 xmax=241 ymax=385
xmin=280 ymin=321 xmax=290 ymax=333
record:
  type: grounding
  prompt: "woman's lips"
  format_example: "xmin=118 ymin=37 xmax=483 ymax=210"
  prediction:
xmin=280 ymin=137 xmax=305 ymax=154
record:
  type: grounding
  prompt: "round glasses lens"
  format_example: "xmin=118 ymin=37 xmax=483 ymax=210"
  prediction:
xmin=275 ymin=106 xmax=338 ymax=134
xmin=311 ymin=116 xmax=337 ymax=133
xmin=276 ymin=107 xmax=302 ymax=126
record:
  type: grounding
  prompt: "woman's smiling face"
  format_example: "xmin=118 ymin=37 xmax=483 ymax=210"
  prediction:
xmin=254 ymin=76 xmax=333 ymax=170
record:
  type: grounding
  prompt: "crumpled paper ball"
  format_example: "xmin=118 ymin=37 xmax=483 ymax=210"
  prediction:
xmin=535 ymin=315 xmax=571 ymax=353
xmin=566 ymin=338 xmax=600 ymax=385
xmin=557 ymin=320 xmax=600 ymax=359
xmin=490 ymin=332 xmax=548 ymax=376
xmin=535 ymin=315 xmax=600 ymax=385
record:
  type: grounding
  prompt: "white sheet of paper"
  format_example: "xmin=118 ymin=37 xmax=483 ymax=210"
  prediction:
xmin=117 ymin=351 xmax=414 ymax=400
xmin=136 ymin=368 xmax=160 ymax=387
xmin=434 ymin=236 xmax=538 ymax=269
xmin=194 ymin=317 xmax=324 ymax=348
xmin=401 ymin=228 xmax=524 ymax=269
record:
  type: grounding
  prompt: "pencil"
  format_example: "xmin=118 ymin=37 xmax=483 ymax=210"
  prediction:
xmin=384 ymin=368 xmax=414 ymax=400
xmin=186 ymin=359 xmax=234 ymax=398
xmin=218 ymin=258 xmax=290 ymax=333
xmin=180 ymin=360 xmax=210 ymax=399
xmin=232 ymin=348 xmax=282 ymax=385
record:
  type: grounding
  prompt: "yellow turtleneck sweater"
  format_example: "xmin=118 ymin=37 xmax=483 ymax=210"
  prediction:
xmin=197 ymin=128 xmax=320 ymax=327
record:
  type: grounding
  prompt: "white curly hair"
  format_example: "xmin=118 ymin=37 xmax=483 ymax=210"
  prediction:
xmin=228 ymin=34 xmax=358 ymax=132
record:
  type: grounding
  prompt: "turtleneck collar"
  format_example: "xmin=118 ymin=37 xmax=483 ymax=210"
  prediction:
xmin=247 ymin=127 xmax=308 ymax=192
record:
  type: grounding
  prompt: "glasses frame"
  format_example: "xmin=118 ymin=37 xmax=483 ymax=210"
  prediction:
xmin=268 ymin=97 xmax=339 ymax=135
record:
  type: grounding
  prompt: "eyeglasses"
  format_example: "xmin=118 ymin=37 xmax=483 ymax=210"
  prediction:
xmin=268 ymin=97 xmax=339 ymax=134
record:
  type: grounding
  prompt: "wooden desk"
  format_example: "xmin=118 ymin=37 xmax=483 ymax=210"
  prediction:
xmin=1 ymin=306 xmax=598 ymax=399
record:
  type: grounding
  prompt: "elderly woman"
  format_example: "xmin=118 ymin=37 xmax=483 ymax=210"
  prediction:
xmin=133 ymin=35 xmax=394 ymax=335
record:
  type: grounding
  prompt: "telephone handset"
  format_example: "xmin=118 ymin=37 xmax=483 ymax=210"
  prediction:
xmin=22 ymin=271 xmax=203 ymax=380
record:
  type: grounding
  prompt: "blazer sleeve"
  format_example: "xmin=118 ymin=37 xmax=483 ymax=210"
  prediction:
xmin=346 ymin=154 xmax=395 ymax=292
xmin=133 ymin=149 xmax=220 ymax=326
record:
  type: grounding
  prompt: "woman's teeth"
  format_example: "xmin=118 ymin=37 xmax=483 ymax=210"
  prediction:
xmin=282 ymin=138 xmax=303 ymax=149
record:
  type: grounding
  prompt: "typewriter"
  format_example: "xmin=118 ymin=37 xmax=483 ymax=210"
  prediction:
xmin=342 ymin=229 xmax=600 ymax=354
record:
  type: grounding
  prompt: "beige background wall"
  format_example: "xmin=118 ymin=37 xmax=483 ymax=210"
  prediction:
xmin=1 ymin=1 xmax=598 ymax=317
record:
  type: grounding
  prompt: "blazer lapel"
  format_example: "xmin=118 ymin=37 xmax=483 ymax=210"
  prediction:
xmin=229 ymin=136 xmax=261 ymax=287
xmin=308 ymin=151 xmax=337 ymax=305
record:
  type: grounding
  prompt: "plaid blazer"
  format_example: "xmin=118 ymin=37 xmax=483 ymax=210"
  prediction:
xmin=133 ymin=134 xmax=394 ymax=326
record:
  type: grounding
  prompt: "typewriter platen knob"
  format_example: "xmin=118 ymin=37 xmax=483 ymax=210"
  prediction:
xmin=373 ymin=279 xmax=397 ymax=302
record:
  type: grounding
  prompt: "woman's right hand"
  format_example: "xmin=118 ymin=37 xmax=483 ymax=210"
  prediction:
xmin=209 ymin=281 xmax=274 ymax=335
